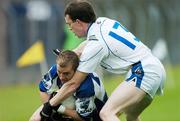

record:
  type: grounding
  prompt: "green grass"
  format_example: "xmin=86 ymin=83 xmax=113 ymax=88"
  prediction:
xmin=103 ymin=66 xmax=180 ymax=121
xmin=0 ymin=66 xmax=180 ymax=121
xmin=0 ymin=85 xmax=41 ymax=121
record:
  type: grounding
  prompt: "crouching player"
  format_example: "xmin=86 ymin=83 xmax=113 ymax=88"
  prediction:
xmin=29 ymin=50 xmax=108 ymax=121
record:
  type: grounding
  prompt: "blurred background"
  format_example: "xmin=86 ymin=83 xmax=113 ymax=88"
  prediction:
xmin=0 ymin=0 xmax=179 ymax=121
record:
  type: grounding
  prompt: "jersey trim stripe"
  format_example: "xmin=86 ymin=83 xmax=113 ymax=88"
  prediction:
xmin=109 ymin=31 xmax=136 ymax=50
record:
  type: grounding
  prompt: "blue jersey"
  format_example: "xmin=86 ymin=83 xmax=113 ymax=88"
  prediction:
xmin=39 ymin=64 xmax=108 ymax=121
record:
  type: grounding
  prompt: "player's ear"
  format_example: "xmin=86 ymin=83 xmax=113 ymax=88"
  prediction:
xmin=76 ymin=19 xmax=82 ymax=24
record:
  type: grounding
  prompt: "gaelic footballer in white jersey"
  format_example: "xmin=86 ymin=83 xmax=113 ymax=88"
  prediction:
xmin=78 ymin=17 xmax=166 ymax=98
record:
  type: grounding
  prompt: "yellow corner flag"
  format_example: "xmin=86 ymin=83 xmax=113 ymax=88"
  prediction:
xmin=16 ymin=41 xmax=45 ymax=67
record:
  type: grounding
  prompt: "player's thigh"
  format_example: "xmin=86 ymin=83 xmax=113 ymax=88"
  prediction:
xmin=102 ymin=81 xmax=146 ymax=114
xmin=29 ymin=105 xmax=43 ymax=121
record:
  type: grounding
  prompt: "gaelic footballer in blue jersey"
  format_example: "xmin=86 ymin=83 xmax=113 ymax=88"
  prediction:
xmin=29 ymin=50 xmax=107 ymax=121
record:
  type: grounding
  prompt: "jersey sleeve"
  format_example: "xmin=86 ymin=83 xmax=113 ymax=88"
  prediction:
xmin=77 ymin=41 xmax=106 ymax=73
xmin=39 ymin=64 xmax=58 ymax=92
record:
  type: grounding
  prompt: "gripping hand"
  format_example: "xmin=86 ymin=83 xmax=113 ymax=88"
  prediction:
xmin=40 ymin=102 xmax=53 ymax=120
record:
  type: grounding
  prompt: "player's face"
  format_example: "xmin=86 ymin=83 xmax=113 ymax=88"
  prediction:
xmin=57 ymin=64 xmax=75 ymax=83
xmin=65 ymin=14 xmax=86 ymax=38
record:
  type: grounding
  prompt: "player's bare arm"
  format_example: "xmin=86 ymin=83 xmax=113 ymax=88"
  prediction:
xmin=29 ymin=92 xmax=50 ymax=121
xmin=29 ymin=105 xmax=43 ymax=121
xmin=39 ymin=91 xmax=50 ymax=103
xmin=49 ymin=71 xmax=88 ymax=106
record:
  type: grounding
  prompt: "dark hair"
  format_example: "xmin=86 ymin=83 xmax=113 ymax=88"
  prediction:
xmin=64 ymin=0 xmax=96 ymax=23
xmin=56 ymin=50 xmax=79 ymax=71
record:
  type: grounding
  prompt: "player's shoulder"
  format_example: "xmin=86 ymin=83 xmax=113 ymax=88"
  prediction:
xmin=49 ymin=64 xmax=57 ymax=75
xmin=88 ymin=17 xmax=108 ymax=33
xmin=95 ymin=17 xmax=116 ymax=25
xmin=42 ymin=64 xmax=58 ymax=83
xmin=95 ymin=17 xmax=108 ymax=23
xmin=39 ymin=64 xmax=59 ymax=91
xmin=46 ymin=64 xmax=58 ymax=79
xmin=89 ymin=17 xmax=117 ymax=37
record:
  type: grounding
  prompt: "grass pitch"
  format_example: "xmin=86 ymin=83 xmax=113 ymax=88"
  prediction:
xmin=0 ymin=66 xmax=180 ymax=121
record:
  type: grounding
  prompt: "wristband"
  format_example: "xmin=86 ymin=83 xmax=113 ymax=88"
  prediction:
xmin=57 ymin=105 xmax=66 ymax=114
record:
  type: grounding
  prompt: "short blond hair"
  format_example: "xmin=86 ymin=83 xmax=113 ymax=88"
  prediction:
xmin=56 ymin=50 xmax=79 ymax=71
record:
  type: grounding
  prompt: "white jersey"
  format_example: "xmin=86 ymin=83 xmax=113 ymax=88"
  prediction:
xmin=78 ymin=17 xmax=151 ymax=74
xmin=77 ymin=17 xmax=166 ymax=97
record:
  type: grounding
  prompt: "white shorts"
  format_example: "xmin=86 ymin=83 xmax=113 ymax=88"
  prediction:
xmin=125 ymin=55 xmax=166 ymax=98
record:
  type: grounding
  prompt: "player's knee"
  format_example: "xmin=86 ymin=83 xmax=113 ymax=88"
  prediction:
xmin=99 ymin=108 xmax=110 ymax=120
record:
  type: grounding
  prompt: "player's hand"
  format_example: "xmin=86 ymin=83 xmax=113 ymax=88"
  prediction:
xmin=40 ymin=102 xmax=52 ymax=120
xmin=40 ymin=101 xmax=60 ymax=120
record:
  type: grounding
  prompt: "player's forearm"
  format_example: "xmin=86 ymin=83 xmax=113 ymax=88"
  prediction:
xmin=49 ymin=71 xmax=88 ymax=106
xmin=49 ymin=81 xmax=78 ymax=106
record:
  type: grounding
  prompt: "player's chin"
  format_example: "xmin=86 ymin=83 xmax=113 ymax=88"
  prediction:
xmin=76 ymin=33 xmax=86 ymax=38
xmin=76 ymin=34 xmax=82 ymax=38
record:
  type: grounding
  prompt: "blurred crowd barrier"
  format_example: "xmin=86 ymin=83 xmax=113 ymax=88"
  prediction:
xmin=92 ymin=0 xmax=179 ymax=64
xmin=0 ymin=0 xmax=179 ymax=85
xmin=3 ymin=0 xmax=66 ymax=67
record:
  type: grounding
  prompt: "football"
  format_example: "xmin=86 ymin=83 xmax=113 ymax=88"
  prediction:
xmin=61 ymin=95 xmax=76 ymax=109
